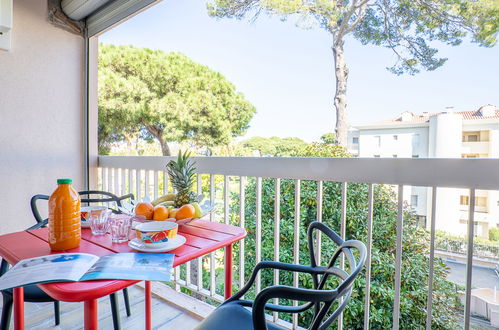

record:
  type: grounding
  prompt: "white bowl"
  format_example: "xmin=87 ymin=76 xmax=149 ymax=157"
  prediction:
xmin=135 ymin=221 xmax=178 ymax=247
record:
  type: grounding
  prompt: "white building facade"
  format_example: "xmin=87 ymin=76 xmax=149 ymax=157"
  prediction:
xmin=349 ymin=105 xmax=499 ymax=238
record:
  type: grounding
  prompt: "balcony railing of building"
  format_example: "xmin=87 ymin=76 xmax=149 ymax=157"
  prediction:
xmin=97 ymin=156 xmax=499 ymax=329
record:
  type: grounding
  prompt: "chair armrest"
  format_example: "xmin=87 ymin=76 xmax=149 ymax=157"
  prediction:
xmin=116 ymin=193 xmax=134 ymax=207
xmin=30 ymin=194 xmax=49 ymax=224
xmin=27 ymin=219 xmax=48 ymax=230
xmin=252 ymin=285 xmax=339 ymax=329
xmin=226 ymin=261 xmax=326 ymax=303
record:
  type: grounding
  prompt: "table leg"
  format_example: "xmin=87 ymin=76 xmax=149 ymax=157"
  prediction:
xmin=13 ymin=287 xmax=24 ymax=330
xmin=84 ymin=299 xmax=98 ymax=330
xmin=145 ymin=281 xmax=152 ymax=330
xmin=224 ymin=244 xmax=233 ymax=299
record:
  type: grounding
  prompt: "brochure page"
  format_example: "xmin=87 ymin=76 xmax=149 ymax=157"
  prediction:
xmin=80 ymin=253 xmax=174 ymax=282
xmin=0 ymin=253 xmax=99 ymax=291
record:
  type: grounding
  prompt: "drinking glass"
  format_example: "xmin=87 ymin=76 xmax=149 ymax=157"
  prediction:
xmin=89 ymin=208 xmax=112 ymax=235
xmin=109 ymin=214 xmax=132 ymax=243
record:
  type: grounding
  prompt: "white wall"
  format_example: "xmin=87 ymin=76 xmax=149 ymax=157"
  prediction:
xmin=358 ymin=126 xmax=429 ymax=158
xmin=0 ymin=1 xmax=85 ymax=234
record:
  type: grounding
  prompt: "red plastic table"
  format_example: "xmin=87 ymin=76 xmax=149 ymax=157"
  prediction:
xmin=0 ymin=220 xmax=246 ymax=330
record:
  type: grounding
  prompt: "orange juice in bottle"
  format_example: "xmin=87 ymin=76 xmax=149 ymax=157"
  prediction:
xmin=48 ymin=178 xmax=81 ymax=251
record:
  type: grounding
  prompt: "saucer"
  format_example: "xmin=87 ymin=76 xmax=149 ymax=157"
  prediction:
xmin=128 ymin=235 xmax=186 ymax=252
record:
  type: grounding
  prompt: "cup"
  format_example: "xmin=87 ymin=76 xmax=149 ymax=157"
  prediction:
xmin=135 ymin=221 xmax=178 ymax=247
xmin=89 ymin=208 xmax=112 ymax=235
xmin=109 ymin=214 xmax=132 ymax=243
xmin=81 ymin=206 xmax=108 ymax=222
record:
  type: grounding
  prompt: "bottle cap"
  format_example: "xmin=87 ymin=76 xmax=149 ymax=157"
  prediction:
xmin=57 ymin=178 xmax=72 ymax=184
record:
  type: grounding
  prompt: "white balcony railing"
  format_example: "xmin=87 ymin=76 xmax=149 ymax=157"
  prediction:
xmin=97 ymin=156 xmax=499 ymax=329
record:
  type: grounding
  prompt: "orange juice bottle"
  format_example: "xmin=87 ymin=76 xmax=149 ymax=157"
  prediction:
xmin=48 ymin=178 xmax=81 ymax=251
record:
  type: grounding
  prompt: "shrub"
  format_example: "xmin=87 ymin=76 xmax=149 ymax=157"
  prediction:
xmin=230 ymin=179 xmax=459 ymax=329
xmin=489 ymin=228 xmax=499 ymax=242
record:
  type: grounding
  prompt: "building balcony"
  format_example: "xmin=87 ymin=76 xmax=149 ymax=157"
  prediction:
xmin=462 ymin=141 xmax=490 ymax=155
xmin=87 ymin=156 xmax=499 ymax=329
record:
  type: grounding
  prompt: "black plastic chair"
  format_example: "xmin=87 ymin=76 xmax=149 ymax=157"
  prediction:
xmin=0 ymin=191 xmax=134 ymax=330
xmin=195 ymin=221 xmax=367 ymax=330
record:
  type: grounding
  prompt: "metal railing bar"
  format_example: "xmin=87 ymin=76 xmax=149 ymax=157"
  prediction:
xmin=113 ymin=168 xmax=119 ymax=195
xmin=338 ymin=182 xmax=347 ymax=330
xmin=153 ymin=171 xmax=158 ymax=200
xmin=120 ymin=169 xmax=125 ymax=196
xmin=239 ymin=176 xmax=246 ymax=297
xmin=224 ymin=176 xmax=229 ymax=225
xmin=135 ymin=169 xmax=141 ymax=201
xmin=393 ymin=185 xmax=404 ymax=329
xmin=255 ymin=177 xmax=262 ymax=293
xmin=163 ymin=171 xmax=168 ymax=194
xmin=464 ymin=189 xmax=476 ymax=330
xmin=127 ymin=168 xmax=132 ymax=195
xmin=209 ymin=174 xmax=216 ymax=297
xmin=316 ymin=181 xmax=323 ymax=265
xmin=273 ymin=178 xmax=281 ymax=322
xmin=108 ymin=168 xmax=113 ymax=194
xmin=363 ymin=183 xmax=374 ymax=330
xmin=102 ymin=167 xmax=107 ymax=192
xmin=426 ymin=187 xmax=437 ymax=329
xmin=293 ymin=179 xmax=301 ymax=328
xmin=145 ymin=170 xmax=150 ymax=199
xmin=196 ymin=174 xmax=203 ymax=291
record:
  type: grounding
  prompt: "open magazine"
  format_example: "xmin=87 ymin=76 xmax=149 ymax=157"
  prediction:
xmin=0 ymin=253 xmax=174 ymax=291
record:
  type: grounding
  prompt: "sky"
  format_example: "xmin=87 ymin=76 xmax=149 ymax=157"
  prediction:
xmin=100 ymin=0 xmax=499 ymax=142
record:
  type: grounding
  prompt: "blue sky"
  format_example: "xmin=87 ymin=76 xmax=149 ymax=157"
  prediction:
xmin=100 ymin=0 xmax=499 ymax=142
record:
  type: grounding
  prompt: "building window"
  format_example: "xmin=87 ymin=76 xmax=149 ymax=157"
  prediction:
xmin=460 ymin=195 xmax=487 ymax=206
xmin=412 ymin=155 xmax=419 ymax=158
xmin=374 ymin=136 xmax=381 ymax=147
xmin=463 ymin=132 xmax=480 ymax=142
xmin=374 ymin=155 xmax=380 ymax=158
xmin=412 ymin=134 xmax=420 ymax=147
xmin=393 ymin=154 xmax=398 ymax=158
xmin=352 ymin=137 xmax=359 ymax=144
xmin=476 ymin=197 xmax=487 ymax=207
xmin=393 ymin=135 xmax=398 ymax=140
xmin=468 ymin=135 xmax=479 ymax=142
xmin=411 ymin=195 xmax=418 ymax=207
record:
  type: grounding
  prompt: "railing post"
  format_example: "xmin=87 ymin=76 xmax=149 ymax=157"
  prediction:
xmin=393 ymin=185 xmax=404 ymax=329
xmin=464 ymin=189 xmax=476 ymax=329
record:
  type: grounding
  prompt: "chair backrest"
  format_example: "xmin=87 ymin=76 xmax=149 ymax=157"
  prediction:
xmin=29 ymin=191 xmax=135 ymax=228
xmin=306 ymin=221 xmax=366 ymax=329
xmin=78 ymin=190 xmax=134 ymax=210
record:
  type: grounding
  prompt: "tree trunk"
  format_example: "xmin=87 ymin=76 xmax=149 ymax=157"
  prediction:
xmin=145 ymin=125 xmax=171 ymax=156
xmin=332 ymin=40 xmax=349 ymax=146
xmin=158 ymin=138 xmax=171 ymax=156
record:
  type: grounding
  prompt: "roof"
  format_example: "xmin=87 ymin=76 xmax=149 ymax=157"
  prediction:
xmin=361 ymin=108 xmax=499 ymax=127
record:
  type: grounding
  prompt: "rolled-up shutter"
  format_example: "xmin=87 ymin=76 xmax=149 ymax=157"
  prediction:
xmin=86 ymin=0 xmax=158 ymax=37
xmin=61 ymin=0 xmax=111 ymax=21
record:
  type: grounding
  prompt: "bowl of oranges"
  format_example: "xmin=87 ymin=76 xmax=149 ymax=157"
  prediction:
xmin=130 ymin=196 xmax=213 ymax=226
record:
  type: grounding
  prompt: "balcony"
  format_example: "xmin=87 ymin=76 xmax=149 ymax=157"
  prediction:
xmin=91 ymin=156 xmax=499 ymax=329
xmin=462 ymin=141 xmax=490 ymax=155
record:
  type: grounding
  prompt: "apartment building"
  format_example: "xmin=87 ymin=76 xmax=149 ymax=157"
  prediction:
xmin=349 ymin=105 xmax=499 ymax=238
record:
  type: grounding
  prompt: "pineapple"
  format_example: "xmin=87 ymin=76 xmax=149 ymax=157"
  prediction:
xmin=167 ymin=150 xmax=198 ymax=208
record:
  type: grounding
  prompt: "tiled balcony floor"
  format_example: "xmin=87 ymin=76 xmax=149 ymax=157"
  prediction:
xmin=0 ymin=285 xmax=200 ymax=329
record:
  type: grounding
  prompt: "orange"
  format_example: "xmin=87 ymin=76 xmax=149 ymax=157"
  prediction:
xmin=175 ymin=204 xmax=195 ymax=220
xmin=135 ymin=202 xmax=154 ymax=220
xmin=153 ymin=205 xmax=169 ymax=221
xmin=169 ymin=208 xmax=179 ymax=218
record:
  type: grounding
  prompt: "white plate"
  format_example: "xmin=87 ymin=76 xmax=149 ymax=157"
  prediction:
xmin=128 ymin=235 xmax=186 ymax=253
